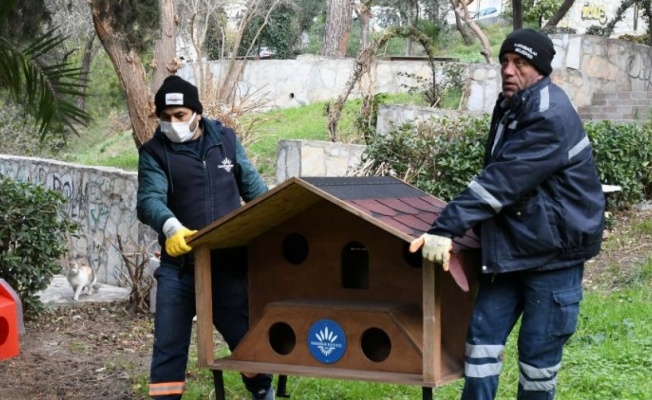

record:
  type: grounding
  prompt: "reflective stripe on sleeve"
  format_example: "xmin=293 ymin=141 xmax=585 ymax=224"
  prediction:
xmin=149 ymin=381 xmax=185 ymax=396
xmin=468 ymin=181 xmax=502 ymax=213
xmin=568 ymin=136 xmax=590 ymax=160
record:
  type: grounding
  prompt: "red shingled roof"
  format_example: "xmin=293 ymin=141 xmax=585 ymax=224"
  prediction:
xmin=303 ymin=176 xmax=479 ymax=251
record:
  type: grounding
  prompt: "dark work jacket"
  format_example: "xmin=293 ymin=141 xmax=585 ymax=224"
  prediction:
xmin=429 ymin=77 xmax=605 ymax=274
xmin=137 ymin=118 xmax=268 ymax=271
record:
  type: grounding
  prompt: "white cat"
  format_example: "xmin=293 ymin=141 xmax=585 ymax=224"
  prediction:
xmin=66 ymin=262 xmax=97 ymax=301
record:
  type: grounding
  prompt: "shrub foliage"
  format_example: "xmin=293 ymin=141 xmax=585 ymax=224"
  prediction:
xmin=0 ymin=177 xmax=77 ymax=317
xmin=360 ymin=116 xmax=489 ymax=201
xmin=586 ymin=120 xmax=652 ymax=209
xmin=361 ymin=116 xmax=652 ymax=211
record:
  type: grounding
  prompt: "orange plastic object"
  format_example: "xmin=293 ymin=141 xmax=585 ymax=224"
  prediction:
xmin=0 ymin=279 xmax=22 ymax=359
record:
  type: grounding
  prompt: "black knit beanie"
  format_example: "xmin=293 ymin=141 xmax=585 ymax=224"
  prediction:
xmin=499 ymin=29 xmax=556 ymax=76
xmin=154 ymin=75 xmax=203 ymax=116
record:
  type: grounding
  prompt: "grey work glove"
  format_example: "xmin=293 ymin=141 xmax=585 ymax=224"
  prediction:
xmin=409 ymin=233 xmax=453 ymax=271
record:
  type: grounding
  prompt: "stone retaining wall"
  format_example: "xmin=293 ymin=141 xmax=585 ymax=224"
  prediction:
xmin=181 ymin=35 xmax=651 ymax=115
xmin=0 ymin=155 xmax=155 ymax=286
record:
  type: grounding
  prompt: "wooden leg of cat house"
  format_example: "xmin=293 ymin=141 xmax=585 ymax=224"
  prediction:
xmin=194 ymin=244 xmax=214 ymax=367
xmin=195 ymin=244 xmax=227 ymax=399
xmin=422 ymin=259 xmax=442 ymax=384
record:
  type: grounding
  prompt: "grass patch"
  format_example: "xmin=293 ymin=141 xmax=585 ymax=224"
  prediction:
xmin=131 ymin=281 xmax=652 ymax=399
xmin=59 ymin=93 xmax=425 ymax=181
xmin=59 ymin=114 xmax=139 ymax=171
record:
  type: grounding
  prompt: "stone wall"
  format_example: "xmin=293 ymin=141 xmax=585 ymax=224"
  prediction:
xmin=0 ymin=155 xmax=155 ymax=286
xmin=179 ymin=55 xmax=448 ymax=110
xmin=465 ymin=34 xmax=652 ymax=113
xmin=181 ymin=35 xmax=651 ymax=115
xmin=275 ymin=140 xmax=366 ymax=184
xmin=0 ymin=142 xmax=367 ymax=284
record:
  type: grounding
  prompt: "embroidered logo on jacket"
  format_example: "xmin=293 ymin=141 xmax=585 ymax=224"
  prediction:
xmin=218 ymin=158 xmax=234 ymax=173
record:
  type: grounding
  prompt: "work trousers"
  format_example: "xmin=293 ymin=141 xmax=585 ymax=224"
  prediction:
xmin=461 ymin=264 xmax=584 ymax=400
xmin=149 ymin=265 xmax=272 ymax=399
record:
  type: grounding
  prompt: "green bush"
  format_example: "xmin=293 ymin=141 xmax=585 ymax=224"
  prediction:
xmin=361 ymin=116 xmax=489 ymax=201
xmin=587 ymin=120 xmax=652 ymax=210
xmin=362 ymin=117 xmax=652 ymax=211
xmin=0 ymin=177 xmax=78 ymax=317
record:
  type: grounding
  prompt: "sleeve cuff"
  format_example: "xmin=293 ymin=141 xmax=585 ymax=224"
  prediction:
xmin=162 ymin=217 xmax=183 ymax=238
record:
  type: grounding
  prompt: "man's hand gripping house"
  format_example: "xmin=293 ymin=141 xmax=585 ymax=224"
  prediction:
xmin=163 ymin=218 xmax=198 ymax=257
xmin=409 ymin=233 xmax=453 ymax=271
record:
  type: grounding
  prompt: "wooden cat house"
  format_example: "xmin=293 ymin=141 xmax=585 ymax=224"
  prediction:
xmin=187 ymin=176 xmax=479 ymax=399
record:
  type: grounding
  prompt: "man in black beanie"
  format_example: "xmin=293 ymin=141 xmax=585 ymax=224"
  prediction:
xmin=137 ymin=75 xmax=276 ymax=400
xmin=412 ymin=29 xmax=604 ymax=399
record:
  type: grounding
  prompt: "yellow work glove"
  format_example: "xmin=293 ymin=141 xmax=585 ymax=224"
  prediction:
xmin=162 ymin=218 xmax=198 ymax=257
xmin=409 ymin=233 xmax=453 ymax=271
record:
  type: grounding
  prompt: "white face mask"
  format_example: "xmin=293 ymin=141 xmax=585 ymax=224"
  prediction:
xmin=160 ymin=113 xmax=198 ymax=143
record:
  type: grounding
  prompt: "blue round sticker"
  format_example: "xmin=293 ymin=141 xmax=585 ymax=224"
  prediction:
xmin=307 ymin=319 xmax=347 ymax=364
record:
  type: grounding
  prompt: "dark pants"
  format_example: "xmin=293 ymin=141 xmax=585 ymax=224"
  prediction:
xmin=461 ymin=264 xmax=584 ymax=400
xmin=149 ymin=265 xmax=272 ymax=399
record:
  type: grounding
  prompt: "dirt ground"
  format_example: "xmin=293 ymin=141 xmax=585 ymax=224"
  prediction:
xmin=1 ymin=209 xmax=651 ymax=400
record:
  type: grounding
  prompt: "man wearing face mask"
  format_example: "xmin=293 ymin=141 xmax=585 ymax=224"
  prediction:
xmin=137 ymin=75 xmax=275 ymax=400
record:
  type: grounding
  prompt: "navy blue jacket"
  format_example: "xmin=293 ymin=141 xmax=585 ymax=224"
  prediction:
xmin=429 ymin=77 xmax=605 ymax=274
xmin=137 ymin=118 xmax=268 ymax=267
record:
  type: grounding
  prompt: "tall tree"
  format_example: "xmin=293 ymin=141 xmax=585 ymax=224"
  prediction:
xmin=150 ymin=0 xmax=178 ymax=93
xmin=543 ymin=0 xmax=575 ymax=28
xmin=88 ymin=0 xmax=167 ymax=149
xmin=48 ymin=0 xmax=100 ymax=112
xmin=0 ymin=0 xmax=89 ymax=138
xmin=512 ymin=0 xmax=523 ymax=29
xmin=354 ymin=0 xmax=373 ymax=50
xmin=321 ymin=0 xmax=353 ymax=57
xmin=449 ymin=0 xmax=493 ymax=62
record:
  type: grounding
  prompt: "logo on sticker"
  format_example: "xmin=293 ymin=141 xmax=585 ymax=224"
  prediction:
xmin=165 ymin=92 xmax=184 ymax=106
xmin=307 ymin=319 xmax=346 ymax=364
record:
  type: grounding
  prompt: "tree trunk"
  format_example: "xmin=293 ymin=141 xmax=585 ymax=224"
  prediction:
xmin=405 ymin=0 xmax=414 ymax=56
xmin=454 ymin=0 xmax=493 ymax=63
xmin=544 ymin=0 xmax=576 ymax=28
xmin=76 ymin=29 xmax=97 ymax=111
xmin=512 ymin=0 xmax=523 ymax=30
xmin=356 ymin=2 xmax=372 ymax=50
xmin=321 ymin=0 xmax=353 ymax=57
xmin=449 ymin=0 xmax=473 ymax=45
xmin=150 ymin=0 xmax=178 ymax=93
xmin=89 ymin=1 xmax=157 ymax=149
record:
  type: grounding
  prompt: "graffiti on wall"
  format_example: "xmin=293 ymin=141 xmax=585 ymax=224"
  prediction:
xmin=626 ymin=53 xmax=652 ymax=90
xmin=0 ymin=157 xmax=142 ymax=285
xmin=581 ymin=2 xmax=608 ymax=25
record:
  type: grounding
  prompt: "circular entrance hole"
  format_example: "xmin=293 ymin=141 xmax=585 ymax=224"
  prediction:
xmin=360 ymin=327 xmax=391 ymax=362
xmin=268 ymin=322 xmax=296 ymax=356
xmin=282 ymin=233 xmax=309 ymax=265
